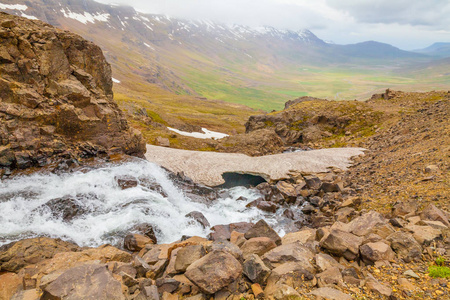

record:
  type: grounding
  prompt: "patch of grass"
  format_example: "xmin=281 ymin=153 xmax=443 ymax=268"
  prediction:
xmin=146 ymin=110 xmax=167 ymax=125
xmin=436 ymin=256 xmax=446 ymax=266
xmin=428 ymin=265 xmax=450 ymax=278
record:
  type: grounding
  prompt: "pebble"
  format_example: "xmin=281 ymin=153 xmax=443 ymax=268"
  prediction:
xmin=403 ymin=270 xmax=420 ymax=279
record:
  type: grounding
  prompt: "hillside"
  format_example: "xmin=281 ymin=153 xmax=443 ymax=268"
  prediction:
xmin=415 ymin=42 xmax=450 ymax=58
xmin=0 ymin=0 xmax=447 ymax=113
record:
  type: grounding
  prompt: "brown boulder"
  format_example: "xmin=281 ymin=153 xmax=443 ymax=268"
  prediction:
xmin=386 ymin=231 xmax=422 ymax=262
xmin=319 ymin=229 xmax=363 ymax=261
xmin=308 ymin=287 xmax=352 ymax=300
xmin=346 ymin=210 xmax=387 ymax=237
xmin=0 ymin=237 xmax=79 ymax=272
xmin=262 ymin=243 xmax=315 ymax=272
xmin=240 ymin=237 xmax=277 ymax=258
xmin=243 ymin=254 xmax=271 ymax=285
xmin=175 ymin=245 xmax=206 ymax=273
xmin=42 ymin=263 xmax=124 ymax=300
xmin=360 ymin=242 xmax=395 ymax=264
xmin=420 ymin=204 xmax=450 ymax=227
xmin=0 ymin=272 xmax=22 ymax=300
xmin=124 ymin=234 xmax=152 ymax=252
xmin=244 ymin=219 xmax=282 ymax=246
xmin=184 ymin=251 xmax=243 ymax=294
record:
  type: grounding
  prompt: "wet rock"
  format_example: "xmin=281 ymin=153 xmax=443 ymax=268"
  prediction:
xmin=308 ymin=287 xmax=352 ymax=300
xmin=244 ymin=220 xmax=282 ymax=246
xmin=124 ymin=234 xmax=152 ymax=252
xmin=116 ymin=176 xmax=138 ymax=190
xmin=185 ymin=251 xmax=243 ymax=294
xmin=229 ymin=222 xmax=253 ymax=233
xmin=302 ymin=204 xmax=316 ymax=214
xmin=420 ymin=204 xmax=450 ymax=227
xmin=132 ymin=223 xmax=158 ymax=244
xmin=0 ymin=237 xmax=79 ymax=272
xmin=241 ymin=237 xmax=277 ymax=258
xmin=256 ymin=201 xmax=278 ymax=213
xmin=386 ymin=231 xmax=422 ymax=262
xmin=282 ymin=208 xmax=295 ymax=220
xmin=39 ymin=196 xmax=88 ymax=221
xmin=319 ymin=229 xmax=363 ymax=261
xmin=186 ymin=211 xmax=210 ymax=229
xmin=175 ymin=245 xmax=206 ymax=273
xmin=243 ymin=254 xmax=271 ymax=285
xmin=262 ymin=243 xmax=315 ymax=272
xmin=360 ymin=242 xmax=395 ymax=264
xmin=42 ymin=263 xmax=124 ymax=300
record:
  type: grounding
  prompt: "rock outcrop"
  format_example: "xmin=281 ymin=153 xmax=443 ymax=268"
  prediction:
xmin=0 ymin=13 xmax=145 ymax=174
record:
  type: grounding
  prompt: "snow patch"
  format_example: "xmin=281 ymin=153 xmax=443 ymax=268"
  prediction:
xmin=60 ymin=8 xmax=110 ymax=24
xmin=144 ymin=43 xmax=155 ymax=50
xmin=20 ymin=12 xmax=38 ymax=20
xmin=167 ymin=127 xmax=229 ymax=140
xmin=112 ymin=78 xmax=120 ymax=84
xmin=0 ymin=3 xmax=27 ymax=11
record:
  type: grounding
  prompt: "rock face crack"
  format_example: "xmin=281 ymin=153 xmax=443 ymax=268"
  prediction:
xmin=145 ymin=144 xmax=365 ymax=186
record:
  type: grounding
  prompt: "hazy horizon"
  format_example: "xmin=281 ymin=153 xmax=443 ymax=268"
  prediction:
xmin=95 ymin=0 xmax=449 ymax=50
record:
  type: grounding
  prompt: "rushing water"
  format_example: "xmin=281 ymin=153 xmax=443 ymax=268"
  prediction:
xmin=0 ymin=160 xmax=293 ymax=247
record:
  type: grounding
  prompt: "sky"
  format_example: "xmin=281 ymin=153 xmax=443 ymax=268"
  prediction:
xmin=96 ymin=0 xmax=450 ymax=50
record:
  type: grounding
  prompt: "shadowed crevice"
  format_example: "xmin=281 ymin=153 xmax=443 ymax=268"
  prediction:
xmin=215 ymin=172 xmax=267 ymax=189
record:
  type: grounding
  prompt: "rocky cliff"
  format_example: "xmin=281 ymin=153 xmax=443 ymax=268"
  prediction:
xmin=0 ymin=12 xmax=145 ymax=173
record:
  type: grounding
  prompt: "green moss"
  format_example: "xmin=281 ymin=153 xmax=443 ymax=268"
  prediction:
xmin=429 ymin=265 xmax=450 ymax=278
xmin=264 ymin=120 xmax=274 ymax=127
xmin=146 ymin=110 xmax=168 ymax=125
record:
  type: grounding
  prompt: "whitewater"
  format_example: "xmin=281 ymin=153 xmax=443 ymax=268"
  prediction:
xmin=0 ymin=160 xmax=293 ymax=247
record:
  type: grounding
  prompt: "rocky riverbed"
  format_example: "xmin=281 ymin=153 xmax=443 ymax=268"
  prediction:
xmin=2 ymin=161 xmax=450 ymax=300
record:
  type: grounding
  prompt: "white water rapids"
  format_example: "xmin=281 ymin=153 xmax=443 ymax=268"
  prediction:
xmin=0 ymin=160 xmax=292 ymax=248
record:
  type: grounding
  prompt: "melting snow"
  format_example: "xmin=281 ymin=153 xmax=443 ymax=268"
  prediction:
xmin=60 ymin=8 xmax=110 ymax=24
xmin=112 ymin=78 xmax=120 ymax=84
xmin=0 ymin=3 xmax=27 ymax=11
xmin=20 ymin=12 xmax=38 ymax=20
xmin=167 ymin=127 xmax=229 ymax=140
xmin=144 ymin=43 xmax=155 ymax=50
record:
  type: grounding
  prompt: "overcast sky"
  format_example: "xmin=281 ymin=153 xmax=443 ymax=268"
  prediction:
xmin=96 ymin=0 xmax=449 ymax=49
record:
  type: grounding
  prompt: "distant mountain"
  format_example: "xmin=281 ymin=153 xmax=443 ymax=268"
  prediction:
xmin=0 ymin=0 xmax=442 ymax=110
xmin=414 ymin=42 xmax=450 ymax=58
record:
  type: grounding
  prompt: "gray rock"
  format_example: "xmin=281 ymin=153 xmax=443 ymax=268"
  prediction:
xmin=420 ymin=204 xmax=450 ymax=227
xmin=346 ymin=210 xmax=387 ymax=236
xmin=186 ymin=211 xmax=210 ymax=229
xmin=207 ymin=240 xmax=242 ymax=261
xmin=406 ymin=224 xmax=442 ymax=245
xmin=317 ymin=266 xmax=343 ymax=287
xmin=315 ymin=253 xmax=344 ymax=273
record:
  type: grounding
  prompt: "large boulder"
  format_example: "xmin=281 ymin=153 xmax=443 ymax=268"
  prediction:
xmin=184 ymin=251 xmax=242 ymax=294
xmin=346 ymin=211 xmax=387 ymax=237
xmin=243 ymin=254 xmax=271 ymax=285
xmin=319 ymin=230 xmax=363 ymax=260
xmin=359 ymin=242 xmax=395 ymax=264
xmin=42 ymin=263 xmax=124 ymax=300
xmin=240 ymin=237 xmax=277 ymax=258
xmin=0 ymin=237 xmax=79 ymax=272
xmin=174 ymin=245 xmax=206 ymax=273
xmin=386 ymin=231 xmax=422 ymax=262
xmin=0 ymin=13 xmax=145 ymax=173
xmin=262 ymin=242 xmax=315 ymax=272
xmin=420 ymin=204 xmax=450 ymax=227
